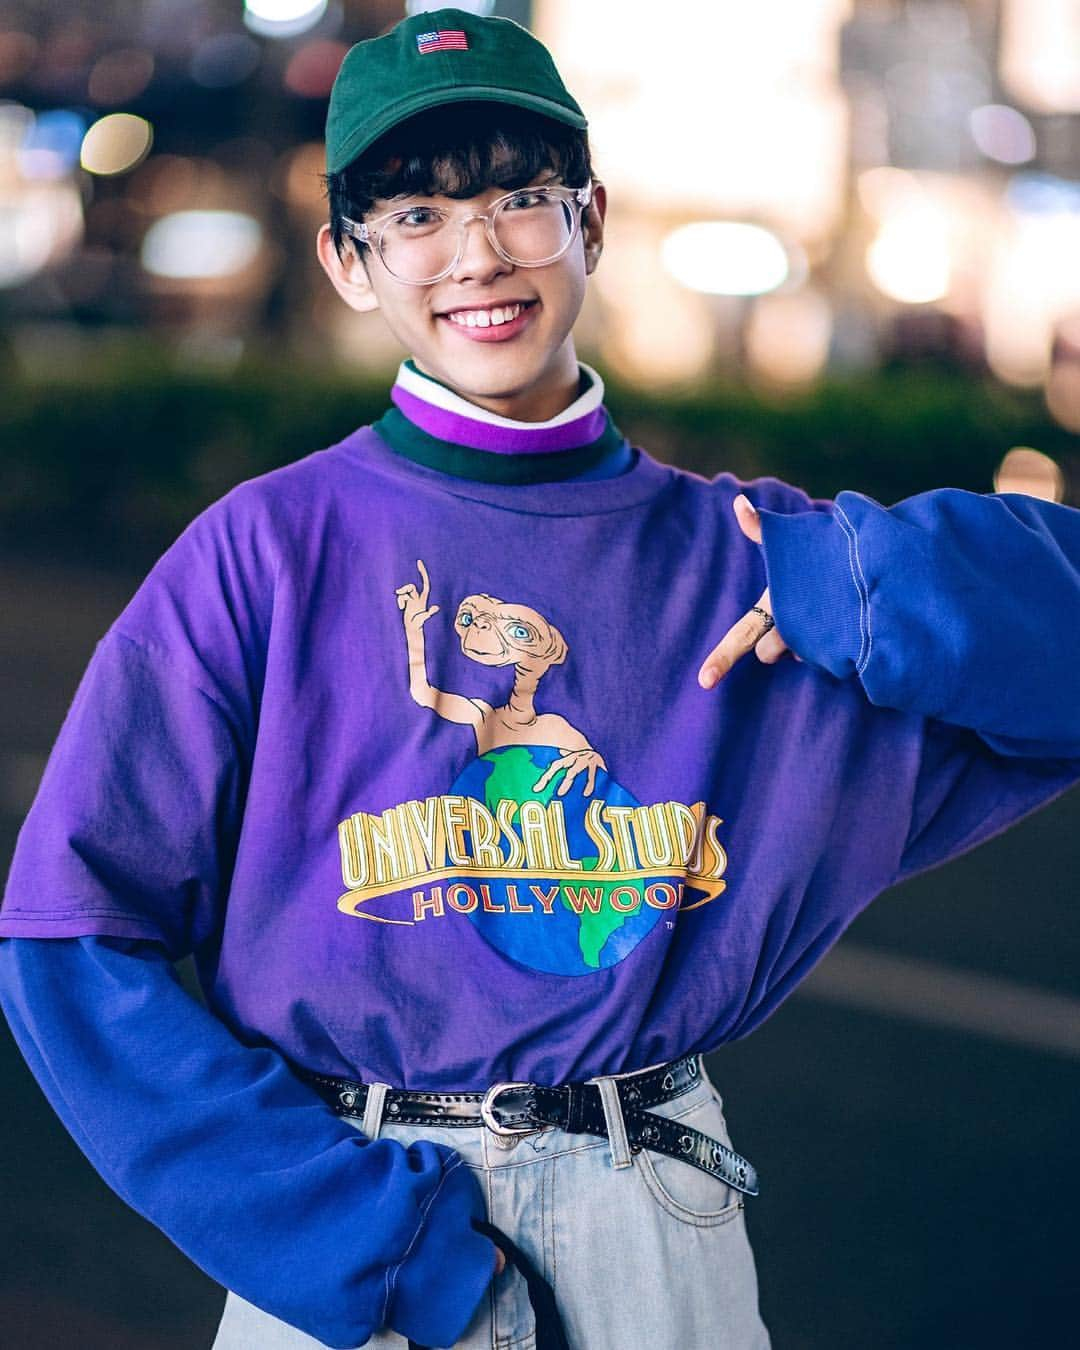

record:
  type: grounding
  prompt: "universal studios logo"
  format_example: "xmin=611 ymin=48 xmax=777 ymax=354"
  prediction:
xmin=336 ymin=791 xmax=730 ymax=924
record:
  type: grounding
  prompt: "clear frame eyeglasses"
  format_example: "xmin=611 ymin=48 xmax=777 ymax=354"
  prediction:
xmin=340 ymin=181 xmax=594 ymax=285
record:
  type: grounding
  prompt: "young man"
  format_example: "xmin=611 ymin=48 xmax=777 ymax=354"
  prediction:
xmin=2 ymin=7 xmax=1079 ymax=1349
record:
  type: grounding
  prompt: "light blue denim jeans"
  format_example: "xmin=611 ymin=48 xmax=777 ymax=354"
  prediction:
xmin=211 ymin=1055 xmax=772 ymax=1349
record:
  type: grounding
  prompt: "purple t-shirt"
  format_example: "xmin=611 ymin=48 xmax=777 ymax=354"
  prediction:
xmin=3 ymin=422 xmax=1080 ymax=1090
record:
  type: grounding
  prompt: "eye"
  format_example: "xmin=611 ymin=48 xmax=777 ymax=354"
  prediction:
xmin=504 ymin=190 xmax=547 ymax=211
xmin=396 ymin=207 xmax=443 ymax=228
xmin=459 ymin=613 xmax=473 ymax=626
xmin=509 ymin=623 xmax=529 ymax=639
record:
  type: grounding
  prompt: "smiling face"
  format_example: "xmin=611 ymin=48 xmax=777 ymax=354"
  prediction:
xmin=454 ymin=593 xmax=567 ymax=672
xmin=317 ymin=126 xmax=607 ymax=423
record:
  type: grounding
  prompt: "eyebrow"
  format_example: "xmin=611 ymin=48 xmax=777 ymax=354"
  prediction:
xmin=386 ymin=170 xmax=562 ymax=206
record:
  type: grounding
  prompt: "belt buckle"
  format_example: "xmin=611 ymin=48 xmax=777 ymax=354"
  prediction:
xmin=480 ymin=1081 xmax=538 ymax=1138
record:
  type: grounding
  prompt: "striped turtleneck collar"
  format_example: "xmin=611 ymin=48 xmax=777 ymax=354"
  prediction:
xmin=369 ymin=358 xmax=634 ymax=485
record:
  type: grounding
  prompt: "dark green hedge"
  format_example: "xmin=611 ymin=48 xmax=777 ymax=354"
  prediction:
xmin=1 ymin=349 xmax=1075 ymax=574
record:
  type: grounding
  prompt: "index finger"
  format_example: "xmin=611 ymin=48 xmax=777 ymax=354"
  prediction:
xmin=698 ymin=591 xmax=773 ymax=689
xmin=416 ymin=558 xmax=430 ymax=603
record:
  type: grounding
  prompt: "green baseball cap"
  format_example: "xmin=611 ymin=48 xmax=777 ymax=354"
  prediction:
xmin=325 ymin=6 xmax=588 ymax=176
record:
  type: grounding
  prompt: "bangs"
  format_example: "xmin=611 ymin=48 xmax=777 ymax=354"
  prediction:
xmin=346 ymin=102 xmax=587 ymax=200
xmin=322 ymin=100 xmax=593 ymax=260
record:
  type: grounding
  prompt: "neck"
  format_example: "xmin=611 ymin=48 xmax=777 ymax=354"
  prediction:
xmin=369 ymin=356 xmax=635 ymax=485
xmin=411 ymin=345 xmax=581 ymax=423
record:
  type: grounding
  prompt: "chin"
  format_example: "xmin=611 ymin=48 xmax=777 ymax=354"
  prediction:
xmin=433 ymin=352 xmax=543 ymax=395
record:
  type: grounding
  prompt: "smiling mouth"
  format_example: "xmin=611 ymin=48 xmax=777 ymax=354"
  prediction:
xmin=437 ymin=299 xmax=539 ymax=318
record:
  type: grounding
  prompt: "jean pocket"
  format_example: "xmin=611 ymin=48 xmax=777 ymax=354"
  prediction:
xmin=631 ymin=1092 xmax=747 ymax=1227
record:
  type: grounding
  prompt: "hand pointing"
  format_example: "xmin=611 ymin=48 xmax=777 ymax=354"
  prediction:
xmin=697 ymin=494 xmax=803 ymax=689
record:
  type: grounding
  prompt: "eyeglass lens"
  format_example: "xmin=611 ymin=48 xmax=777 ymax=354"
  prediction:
xmin=379 ymin=191 xmax=577 ymax=283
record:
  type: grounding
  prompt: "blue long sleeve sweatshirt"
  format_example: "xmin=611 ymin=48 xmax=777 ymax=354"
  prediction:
xmin=2 ymin=462 xmax=1079 ymax=1347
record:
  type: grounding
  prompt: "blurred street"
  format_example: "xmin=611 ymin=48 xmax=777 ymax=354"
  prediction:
xmin=2 ymin=556 xmax=1077 ymax=1350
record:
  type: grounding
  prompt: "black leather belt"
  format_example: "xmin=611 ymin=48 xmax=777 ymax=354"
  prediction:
xmin=299 ymin=1053 xmax=760 ymax=1350
xmin=300 ymin=1052 xmax=759 ymax=1196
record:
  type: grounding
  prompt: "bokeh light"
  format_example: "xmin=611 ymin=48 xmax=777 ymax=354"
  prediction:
xmin=18 ymin=108 xmax=86 ymax=179
xmin=0 ymin=180 xmax=84 ymax=287
xmin=993 ymin=446 xmax=1066 ymax=501
xmin=243 ymin=1 xmax=329 ymax=40
xmin=190 ymin=33 xmax=261 ymax=88
xmin=140 ymin=210 xmax=263 ymax=279
xmin=745 ymin=288 xmax=833 ymax=386
xmin=661 ymin=222 xmax=792 ymax=297
xmin=283 ymin=40 xmax=347 ymax=99
xmin=87 ymin=47 xmax=155 ymax=105
xmin=969 ymin=104 xmax=1036 ymax=165
xmin=80 ymin=112 xmax=153 ymax=176
xmin=866 ymin=207 xmax=951 ymax=304
xmin=0 ymin=29 xmax=39 ymax=83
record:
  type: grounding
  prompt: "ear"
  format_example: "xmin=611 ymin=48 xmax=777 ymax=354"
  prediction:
xmin=315 ymin=222 xmax=380 ymax=314
xmin=582 ymin=178 xmax=606 ymax=277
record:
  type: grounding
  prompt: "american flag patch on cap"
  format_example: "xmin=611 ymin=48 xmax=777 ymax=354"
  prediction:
xmin=416 ymin=28 xmax=469 ymax=54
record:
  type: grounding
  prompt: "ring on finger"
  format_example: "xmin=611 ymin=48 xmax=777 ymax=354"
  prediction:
xmin=750 ymin=605 xmax=775 ymax=636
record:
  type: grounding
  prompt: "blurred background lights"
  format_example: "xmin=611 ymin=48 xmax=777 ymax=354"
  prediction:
xmin=0 ymin=29 xmax=38 ymax=85
xmin=1006 ymin=171 xmax=1080 ymax=217
xmin=87 ymin=48 xmax=155 ymax=106
xmin=0 ymin=181 xmax=84 ymax=288
xmin=406 ymin=0 xmax=494 ymax=13
xmin=1046 ymin=361 xmax=1080 ymax=433
xmin=856 ymin=166 xmax=927 ymax=221
xmin=18 ymin=109 xmax=86 ymax=180
xmin=661 ymin=222 xmax=791 ymax=297
xmin=283 ymin=40 xmax=347 ymax=99
xmin=999 ymin=0 xmax=1080 ymax=114
xmin=982 ymin=175 xmax=1080 ymax=386
xmin=80 ymin=113 xmax=153 ymax=176
xmin=969 ymin=104 xmax=1036 ymax=165
xmin=190 ymin=33 xmax=261 ymax=89
xmin=243 ymin=1 xmax=328 ymax=40
xmin=993 ymin=446 xmax=1066 ymax=501
xmin=540 ymin=0 xmax=850 ymax=239
xmin=274 ymin=142 xmax=328 ymax=208
xmin=141 ymin=210 xmax=263 ymax=279
xmin=745 ymin=288 xmax=833 ymax=386
xmin=0 ymin=101 xmax=35 ymax=155
xmin=866 ymin=207 xmax=951 ymax=304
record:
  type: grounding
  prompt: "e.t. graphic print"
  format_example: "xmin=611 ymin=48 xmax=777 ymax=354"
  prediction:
xmin=336 ymin=559 xmax=729 ymax=974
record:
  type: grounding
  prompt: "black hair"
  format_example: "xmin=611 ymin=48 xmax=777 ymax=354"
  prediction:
xmin=318 ymin=100 xmax=595 ymax=271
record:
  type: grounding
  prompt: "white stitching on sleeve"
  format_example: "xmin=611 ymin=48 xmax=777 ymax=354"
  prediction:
xmin=833 ymin=501 xmax=872 ymax=675
xmin=381 ymin=1154 xmax=467 ymax=1328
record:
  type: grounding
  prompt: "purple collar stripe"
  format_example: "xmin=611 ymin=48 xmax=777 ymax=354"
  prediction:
xmin=389 ymin=384 xmax=608 ymax=454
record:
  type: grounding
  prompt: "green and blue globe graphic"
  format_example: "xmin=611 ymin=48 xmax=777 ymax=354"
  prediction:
xmin=448 ymin=744 xmax=667 ymax=975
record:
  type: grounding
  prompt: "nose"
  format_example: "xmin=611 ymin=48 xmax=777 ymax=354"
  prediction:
xmin=449 ymin=213 xmax=512 ymax=284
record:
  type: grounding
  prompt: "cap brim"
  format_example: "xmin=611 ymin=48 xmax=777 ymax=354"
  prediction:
xmin=327 ymin=86 xmax=588 ymax=174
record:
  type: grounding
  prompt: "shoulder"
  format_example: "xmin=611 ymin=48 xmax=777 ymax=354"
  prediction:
xmin=663 ymin=460 xmax=833 ymax=515
xmin=155 ymin=440 xmax=357 ymax=584
xmin=108 ymin=443 xmax=354 ymax=699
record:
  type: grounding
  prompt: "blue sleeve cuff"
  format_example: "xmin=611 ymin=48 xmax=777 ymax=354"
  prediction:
xmin=755 ymin=504 xmax=865 ymax=680
xmin=382 ymin=1146 xmax=498 ymax=1347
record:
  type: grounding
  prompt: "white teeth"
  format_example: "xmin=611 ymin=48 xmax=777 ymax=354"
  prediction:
xmin=448 ymin=303 xmax=525 ymax=328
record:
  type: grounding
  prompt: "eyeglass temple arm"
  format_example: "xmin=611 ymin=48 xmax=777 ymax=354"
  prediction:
xmin=340 ymin=214 xmax=369 ymax=243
